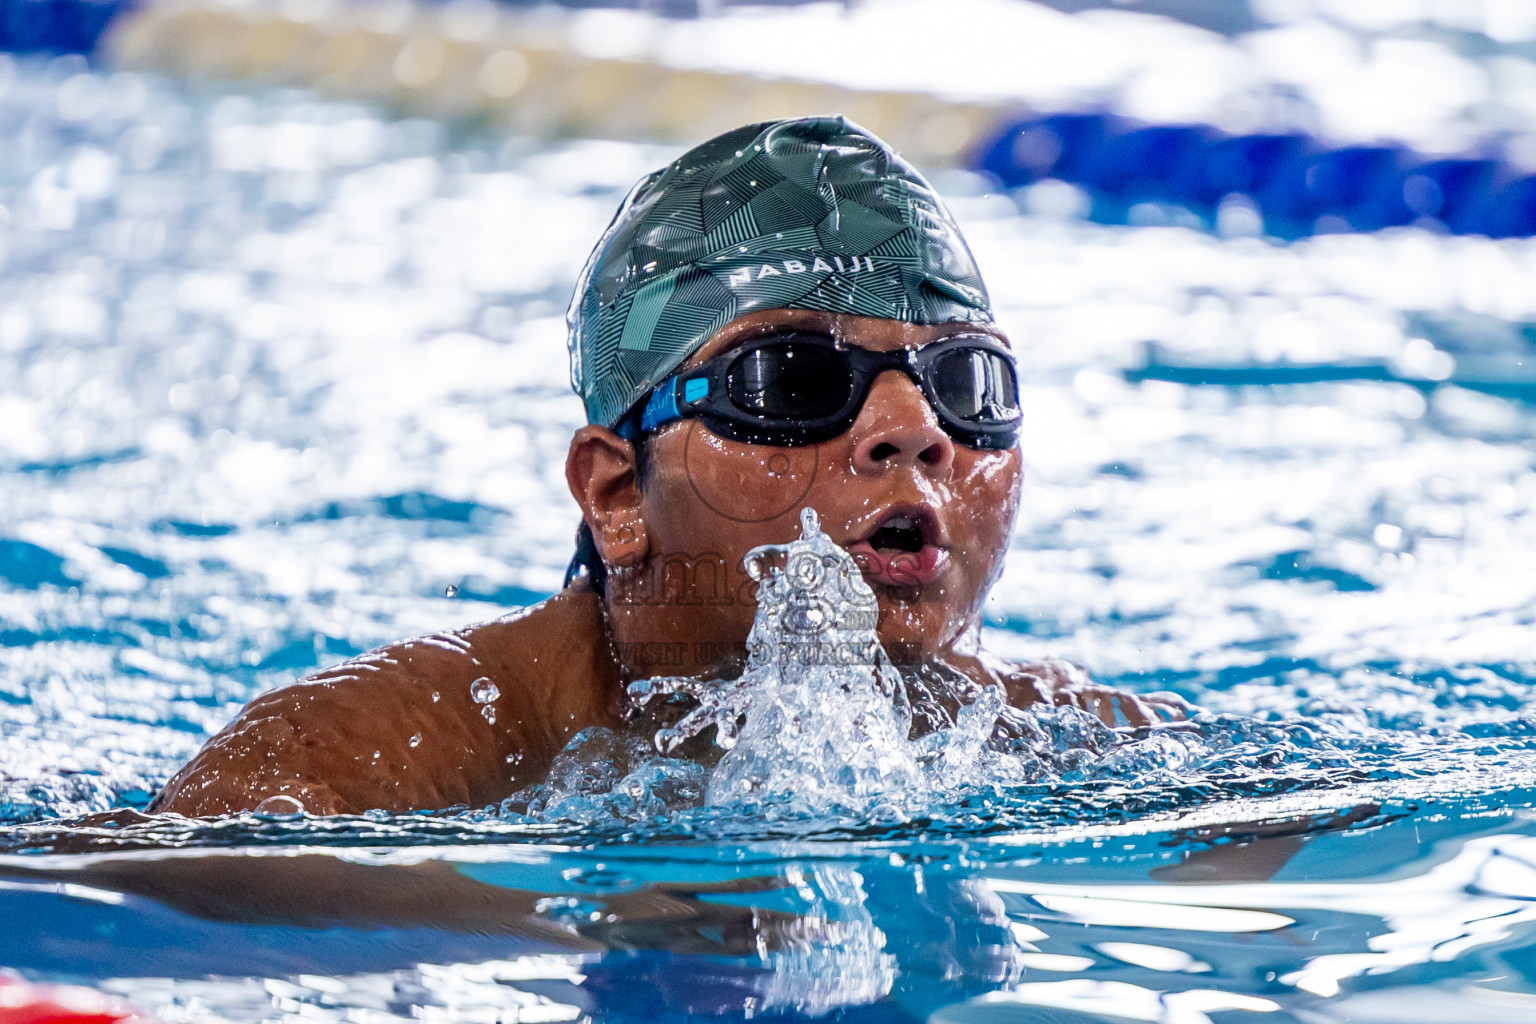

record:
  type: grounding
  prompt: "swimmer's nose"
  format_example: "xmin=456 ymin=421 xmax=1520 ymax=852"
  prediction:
xmin=848 ymin=370 xmax=955 ymax=477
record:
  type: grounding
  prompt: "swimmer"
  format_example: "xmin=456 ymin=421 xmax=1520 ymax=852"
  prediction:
xmin=152 ymin=117 xmax=1187 ymax=817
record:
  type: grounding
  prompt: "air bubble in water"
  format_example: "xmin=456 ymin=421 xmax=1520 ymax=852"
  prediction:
xmin=444 ymin=584 xmax=459 ymax=598
xmin=534 ymin=895 xmax=602 ymax=924
xmin=470 ymin=677 xmax=499 ymax=704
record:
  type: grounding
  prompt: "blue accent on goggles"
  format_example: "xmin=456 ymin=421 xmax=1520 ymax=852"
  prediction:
xmin=640 ymin=378 xmax=680 ymax=434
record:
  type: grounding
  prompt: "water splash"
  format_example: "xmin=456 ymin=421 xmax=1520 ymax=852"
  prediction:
xmin=524 ymin=509 xmax=1111 ymax=824
xmin=708 ymin=513 xmax=934 ymax=814
xmin=628 ymin=508 xmax=921 ymax=815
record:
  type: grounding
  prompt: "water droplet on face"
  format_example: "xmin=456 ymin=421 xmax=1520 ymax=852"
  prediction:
xmin=470 ymin=677 xmax=500 ymax=704
xmin=505 ymin=750 xmax=523 ymax=764
xmin=444 ymin=584 xmax=459 ymax=598
xmin=409 ymin=733 xmax=422 ymax=748
xmin=432 ymin=691 xmax=441 ymax=702
xmin=482 ymin=705 xmax=497 ymax=724
xmin=372 ymin=750 xmax=381 ymax=759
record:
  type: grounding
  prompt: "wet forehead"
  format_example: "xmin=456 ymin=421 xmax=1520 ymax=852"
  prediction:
xmin=684 ymin=310 xmax=1008 ymax=369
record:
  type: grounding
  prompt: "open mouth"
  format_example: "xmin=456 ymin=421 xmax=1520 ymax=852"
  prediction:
xmin=867 ymin=516 xmax=925 ymax=554
xmin=846 ymin=508 xmax=949 ymax=588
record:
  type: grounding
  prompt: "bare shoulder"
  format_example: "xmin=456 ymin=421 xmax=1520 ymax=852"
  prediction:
xmin=973 ymin=654 xmax=1194 ymax=728
xmin=151 ymin=586 xmax=622 ymax=817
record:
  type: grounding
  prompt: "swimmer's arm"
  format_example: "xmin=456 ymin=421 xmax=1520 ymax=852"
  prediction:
xmin=151 ymin=589 xmax=623 ymax=817
xmin=149 ymin=708 xmax=360 ymax=816
xmin=149 ymin=635 xmax=539 ymax=817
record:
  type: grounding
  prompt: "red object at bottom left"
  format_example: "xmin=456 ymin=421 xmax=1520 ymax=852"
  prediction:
xmin=0 ymin=976 xmax=156 ymax=1024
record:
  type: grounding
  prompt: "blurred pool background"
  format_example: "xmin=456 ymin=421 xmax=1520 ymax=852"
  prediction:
xmin=3 ymin=1 xmax=1536 ymax=1021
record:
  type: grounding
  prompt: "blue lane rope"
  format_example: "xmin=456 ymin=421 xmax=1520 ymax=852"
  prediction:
xmin=0 ymin=0 xmax=130 ymax=55
xmin=971 ymin=111 xmax=1536 ymax=240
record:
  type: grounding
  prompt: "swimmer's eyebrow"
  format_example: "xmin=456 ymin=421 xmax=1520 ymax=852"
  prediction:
xmin=681 ymin=315 xmax=1010 ymax=373
xmin=719 ymin=322 xmax=837 ymax=351
xmin=931 ymin=323 xmax=1011 ymax=348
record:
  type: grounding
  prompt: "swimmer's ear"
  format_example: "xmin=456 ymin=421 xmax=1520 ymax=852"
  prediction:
xmin=566 ymin=425 xmax=650 ymax=570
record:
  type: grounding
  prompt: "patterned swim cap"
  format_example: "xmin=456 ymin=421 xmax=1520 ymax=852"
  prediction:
xmin=567 ymin=115 xmax=993 ymax=428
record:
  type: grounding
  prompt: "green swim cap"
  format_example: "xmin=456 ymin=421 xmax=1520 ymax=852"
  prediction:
xmin=567 ymin=115 xmax=993 ymax=429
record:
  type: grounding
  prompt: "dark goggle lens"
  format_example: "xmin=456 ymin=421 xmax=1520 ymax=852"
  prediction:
xmin=930 ymin=347 xmax=1019 ymax=424
xmin=727 ymin=343 xmax=852 ymax=419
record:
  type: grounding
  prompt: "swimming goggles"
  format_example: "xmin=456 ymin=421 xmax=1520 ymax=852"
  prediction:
xmin=634 ymin=331 xmax=1021 ymax=450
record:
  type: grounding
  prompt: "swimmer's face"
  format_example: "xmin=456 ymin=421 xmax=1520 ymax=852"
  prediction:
xmin=622 ymin=309 xmax=1023 ymax=664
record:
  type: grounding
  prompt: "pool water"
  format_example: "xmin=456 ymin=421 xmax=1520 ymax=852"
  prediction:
xmin=3 ymin=54 xmax=1536 ymax=1022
